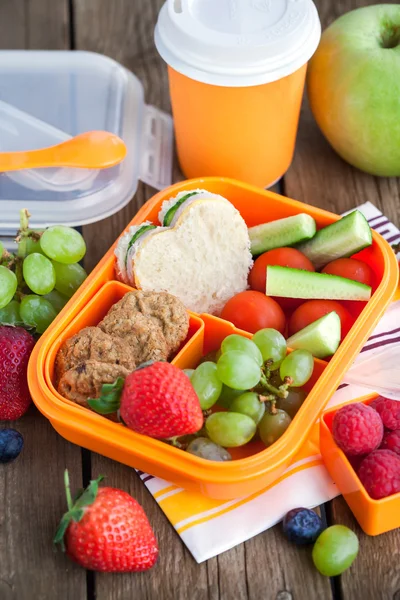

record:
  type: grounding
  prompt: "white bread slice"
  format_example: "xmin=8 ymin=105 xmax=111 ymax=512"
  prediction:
xmin=133 ymin=198 xmax=253 ymax=315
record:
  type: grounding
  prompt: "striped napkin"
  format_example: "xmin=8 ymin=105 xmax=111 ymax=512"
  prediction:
xmin=137 ymin=202 xmax=400 ymax=563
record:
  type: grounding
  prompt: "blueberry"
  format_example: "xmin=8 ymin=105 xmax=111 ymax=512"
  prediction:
xmin=0 ymin=429 xmax=24 ymax=463
xmin=282 ymin=507 xmax=324 ymax=545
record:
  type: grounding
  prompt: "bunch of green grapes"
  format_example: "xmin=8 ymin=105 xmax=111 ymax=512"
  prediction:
xmin=183 ymin=329 xmax=313 ymax=460
xmin=0 ymin=210 xmax=87 ymax=334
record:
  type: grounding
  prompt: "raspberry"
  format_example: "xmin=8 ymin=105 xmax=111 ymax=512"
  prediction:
xmin=380 ymin=430 xmax=400 ymax=455
xmin=358 ymin=450 xmax=400 ymax=499
xmin=332 ymin=402 xmax=383 ymax=456
xmin=370 ymin=397 xmax=400 ymax=430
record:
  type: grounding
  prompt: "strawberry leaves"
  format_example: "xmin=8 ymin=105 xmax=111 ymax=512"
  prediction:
xmin=54 ymin=469 xmax=105 ymax=551
xmin=87 ymin=377 xmax=125 ymax=414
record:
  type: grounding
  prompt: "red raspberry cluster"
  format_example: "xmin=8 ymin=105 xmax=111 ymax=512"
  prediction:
xmin=332 ymin=397 xmax=400 ymax=500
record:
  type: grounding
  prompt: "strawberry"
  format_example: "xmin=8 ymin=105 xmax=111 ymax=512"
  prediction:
xmin=88 ymin=361 xmax=204 ymax=439
xmin=54 ymin=470 xmax=158 ymax=572
xmin=0 ymin=325 xmax=35 ymax=420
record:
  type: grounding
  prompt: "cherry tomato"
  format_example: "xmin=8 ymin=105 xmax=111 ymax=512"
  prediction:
xmin=248 ymin=247 xmax=315 ymax=311
xmin=321 ymin=258 xmax=373 ymax=286
xmin=321 ymin=258 xmax=374 ymax=316
xmin=221 ymin=290 xmax=286 ymax=335
xmin=288 ymin=300 xmax=354 ymax=341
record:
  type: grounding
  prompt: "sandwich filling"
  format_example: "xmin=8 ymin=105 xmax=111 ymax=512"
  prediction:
xmin=158 ymin=189 xmax=231 ymax=228
xmin=115 ymin=221 xmax=158 ymax=284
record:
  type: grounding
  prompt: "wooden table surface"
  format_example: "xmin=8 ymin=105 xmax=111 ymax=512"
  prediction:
xmin=1 ymin=1 xmax=399 ymax=599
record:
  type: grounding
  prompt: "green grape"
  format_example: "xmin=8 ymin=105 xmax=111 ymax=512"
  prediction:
xmin=186 ymin=438 xmax=232 ymax=461
xmin=0 ymin=266 xmax=17 ymax=309
xmin=229 ymin=392 xmax=265 ymax=425
xmin=52 ymin=261 xmax=87 ymax=298
xmin=23 ymin=253 xmax=56 ymax=295
xmin=206 ymin=412 xmax=256 ymax=447
xmin=183 ymin=368 xmax=195 ymax=379
xmin=277 ymin=389 xmax=307 ymax=419
xmin=0 ymin=241 xmax=4 ymax=257
xmin=258 ymin=409 xmax=291 ymax=447
xmin=217 ymin=351 xmax=261 ymax=390
xmin=312 ymin=525 xmax=359 ymax=577
xmin=26 ymin=231 xmax=45 ymax=255
xmin=44 ymin=289 xmax=69 ymax=313
xmin=191 ymin=362 xmax=222 ymax=410
xmin=217 ymin=385 xmax=245 ymax=409
xmin=26 ymin=238 xmax=43 ymax=255
xmin=40 ymin=225 xmax=86 ymax=264
xmin=252 ymin=329 xmax=287 ymax=370
xmin=20 ymin=295 xmax=57 ymax=334
xmin=221 ymin=334 xmax=263 ymax=366
xmin=280 ymin=349 xmax=314 ymax=387
xmin=0 ymin=300 xmax=21 ymax=325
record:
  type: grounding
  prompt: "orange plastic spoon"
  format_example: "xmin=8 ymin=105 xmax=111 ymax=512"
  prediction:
xmin=0 ymin=131 xmax=127 ymax=171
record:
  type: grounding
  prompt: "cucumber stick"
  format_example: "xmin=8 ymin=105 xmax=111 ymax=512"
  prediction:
xmin=296 ymin=210 xmax=372 ymax=269
xmin=248 ymin=214 xmax=316 ymax=255
xmin=286 ymin=312 xmax=341 ymax=359
xmin=266 ymin=266 xmax=372 ymax=301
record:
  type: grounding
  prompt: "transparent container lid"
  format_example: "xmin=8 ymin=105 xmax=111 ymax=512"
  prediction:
xmin=0 ymin=50 xmax=173 ymax=236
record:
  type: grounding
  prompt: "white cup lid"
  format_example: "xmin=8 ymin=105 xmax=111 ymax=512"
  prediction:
xmin=155 ymin=0 xmax=321 ymax=87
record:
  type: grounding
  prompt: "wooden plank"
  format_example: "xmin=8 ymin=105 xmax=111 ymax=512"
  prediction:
xmin=0 ymin=3 xmax=86 ymax=600
xmin=92 ymin=462 xmax=215 ymax=600
xmin=284 ymin=0 xmax=400 ymax=226
xmin=0 ymin=418 xmax=86 ymax=600
xmin=0 ymin=0 xmax=69 ymax=49
xmin=330 ymin=498 xmax=400 ymax=600
xmin=285 ymin=2 xmax=400 ymax=599
xmin=74 ymin=1 xmax=333 ymax=599
xmin=76 ymin=0 xmax=178 ymax=273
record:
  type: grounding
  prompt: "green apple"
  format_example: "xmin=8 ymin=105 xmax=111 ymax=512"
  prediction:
xmin=307 ymin=4 xmax=400 ymax=176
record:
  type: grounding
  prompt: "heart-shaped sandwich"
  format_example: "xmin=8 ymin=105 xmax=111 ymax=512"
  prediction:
xmin=114 ymin=189 xmax=253 ymax=315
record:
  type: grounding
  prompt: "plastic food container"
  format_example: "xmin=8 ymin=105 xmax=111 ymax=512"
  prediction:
xmin=0 ymin=50 xmax=173 ymax=243
xmin=28 ymin=177 xmax=399 ymax=500
xmin=320 ymin=394 xmax=400 ymax=536
xmin=154 ymin=0 xmax=321 ymax=188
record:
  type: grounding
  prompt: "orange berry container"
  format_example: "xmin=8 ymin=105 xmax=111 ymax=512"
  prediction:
xmin=320 ymin=395 xmax=400 ymax=536
xmin=28 ymin=177 xmax=399 ymax=500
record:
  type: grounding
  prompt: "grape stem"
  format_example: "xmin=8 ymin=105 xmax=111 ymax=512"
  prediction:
xmin=269 ymin=400 xmax=277 ymax=415
xmin=0 ymin=249 xmax=15 ymax=269
xmin=16 ymin=209 xmax=41 ymax=261
xmin=16 ymin=209 xmax=31 ymax=259
xmin=259 ymin=394 xmax=276 ymax=403
xmin=278 ymin=376 xmax=294 ymax=395
xmin=14 ymin=290 xmax=26 ymax=302
xmin=166 ymin=436 xmax=184 ymax=449
xmin=259 ymin=374 xmax=288 ymax=399
xmin=263 ymin=359 xmax=273 ymax=380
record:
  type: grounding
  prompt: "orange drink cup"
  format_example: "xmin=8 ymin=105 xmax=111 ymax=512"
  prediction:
xmin=155 ymin=0 xmax=321 ymax=188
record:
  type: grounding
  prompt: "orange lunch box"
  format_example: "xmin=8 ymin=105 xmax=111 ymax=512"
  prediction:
xmin=320 ymin=394 xmax=400 ymax=536
xmin=28 ymin=177 xmax=399 ymax=500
